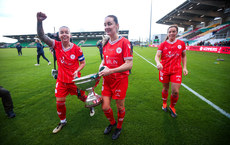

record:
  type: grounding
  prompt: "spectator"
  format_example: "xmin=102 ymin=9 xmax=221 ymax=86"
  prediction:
xmin=34 ymin=39 xmax=51 ymax=66
xmin=16 ymin=43 xmax=22 ymax=56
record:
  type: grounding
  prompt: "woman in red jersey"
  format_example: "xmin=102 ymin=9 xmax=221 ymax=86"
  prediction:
xmin=155 ymin=25 xmax=188 ymax=118
xmin=98 ymin=15 xmax=133 ymax=140
xmin=37 ymin=12 xmax=95 ymax=134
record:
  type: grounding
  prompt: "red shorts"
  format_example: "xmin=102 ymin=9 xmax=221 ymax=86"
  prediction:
xmin=55 ymin=79 xmax=85 ymax=98
xmin=102 ymin=76 xmax=128 ymax=100
xmin=159 ymin=71 xmax=182 ymax=84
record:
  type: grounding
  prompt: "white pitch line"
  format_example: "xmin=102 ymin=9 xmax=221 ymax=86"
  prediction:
xmin=134 ymin=50 xmax=230 ymax=119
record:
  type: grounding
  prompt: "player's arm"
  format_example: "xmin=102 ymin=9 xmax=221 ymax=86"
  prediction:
xmin=99 ymin=59 xmax=133 ymax=77
xmin=73 ymin=60 xmax=86 ymax=78
xmin=182 ymin=51 xmax=188 ymax=76
xmin=37 ymin=12 xmax=54 ymax=47
xmin=155 ymin=50 xmax=163 ymax=71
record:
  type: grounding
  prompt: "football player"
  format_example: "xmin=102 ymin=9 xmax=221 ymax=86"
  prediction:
xmin=155 ymin=25 xmax=188 ymax=118
xmin=99 ymin=15 xmax=133 ymax=140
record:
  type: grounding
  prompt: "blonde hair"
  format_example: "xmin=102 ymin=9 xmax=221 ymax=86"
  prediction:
xmin=36 ymin=39 xmax=41 ymax=43
xmin=59 ymin=26 xmax=70 ymax=33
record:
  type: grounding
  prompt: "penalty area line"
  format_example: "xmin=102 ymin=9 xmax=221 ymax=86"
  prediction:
xmin=134 ymin=50 xmax=230 ymax=119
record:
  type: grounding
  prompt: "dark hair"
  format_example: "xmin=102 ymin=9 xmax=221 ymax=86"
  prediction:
xmin=165 ymin=25 xmax=178 ymax=41
xmin=106 ymin=15 xmax=119 ymax=24
xmin=167 ymin=25 xmax=178 ymax=33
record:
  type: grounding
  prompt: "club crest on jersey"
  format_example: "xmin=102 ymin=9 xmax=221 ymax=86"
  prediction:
xmin=70 ymin=54 xmax=75 ymax=59
xmin=116 ymin=47 xmax=122 ymax=54
xmin=177 ymin=45 xmax=182 ymax=49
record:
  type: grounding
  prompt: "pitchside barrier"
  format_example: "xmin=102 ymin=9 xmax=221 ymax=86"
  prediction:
xmin=149 ymin=45 xmax=230 ymax=54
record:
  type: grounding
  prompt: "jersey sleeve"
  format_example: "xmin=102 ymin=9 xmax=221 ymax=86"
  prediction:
xmin=52 ymin=40 xmax=59 ymax=50
xmin=181 ymin=41 xmax=186 ymax=52
xmin=76 ymin=46 xmax=85 ymax=62
xmin=123 ymin=39 xmax=133 ymax=60
xmin=158 ymin=42 xmax=164 ymax=52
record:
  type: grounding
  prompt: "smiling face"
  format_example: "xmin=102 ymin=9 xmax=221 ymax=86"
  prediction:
xmin=59 ymin=26 xmax=71 ymax=43
xmin=167 ymin=26 xmax=178 ymax=42
xmin=104 ymin=16 xmax=119 ymax=37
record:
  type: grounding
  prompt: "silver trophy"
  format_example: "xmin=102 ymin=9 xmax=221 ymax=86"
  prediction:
xmin=72 ymin=67 xmax=104 ymax=108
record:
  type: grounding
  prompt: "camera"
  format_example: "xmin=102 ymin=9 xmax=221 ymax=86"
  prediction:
xmin=47 ymin=32 xmax=72 ymax=42
xmin=47 ymin=32 xmax=60 ymax=41
xmin=51 ymin=69 xmax=58 ymax=79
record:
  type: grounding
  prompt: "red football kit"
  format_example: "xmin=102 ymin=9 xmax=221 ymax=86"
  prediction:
xmin=52 ymin=40 xmax=85 ymax=98
xmin=102 ymin=36 xmax=133 ymax=99
xmin=158 ymin=39 xmax=186 ymax=84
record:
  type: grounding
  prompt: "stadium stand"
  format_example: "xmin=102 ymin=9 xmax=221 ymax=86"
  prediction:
xmin=156 ymin=0 xmax=230 ymax=46
xmin=3 ymin=30 xmax=129 ymax=48
xmin=189 ymin=23 xmax=230 ymax=45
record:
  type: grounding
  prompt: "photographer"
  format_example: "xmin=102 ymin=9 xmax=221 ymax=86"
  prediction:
xmin=0 ymin=86 xmax=16 ymax=118
xmin=96 ymin=40 xmax=103 ymax=60
xmin=48 ymin=33 xmax=59 ymax=79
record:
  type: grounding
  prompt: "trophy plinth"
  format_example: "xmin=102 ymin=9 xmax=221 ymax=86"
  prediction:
xmin=73 ymin=73 xmax=102 ymax=108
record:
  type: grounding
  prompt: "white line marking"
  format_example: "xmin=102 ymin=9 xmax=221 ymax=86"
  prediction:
xmin=134 ymin=50 xmax=230 ymax=119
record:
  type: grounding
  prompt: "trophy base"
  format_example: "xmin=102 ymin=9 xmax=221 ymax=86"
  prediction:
xmin=85 ymin=90 xmax=102 ymax=108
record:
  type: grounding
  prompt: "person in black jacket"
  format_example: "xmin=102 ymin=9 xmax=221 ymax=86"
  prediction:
xmin=35 ymin=39 xmax=51 ymax=66
xmin=0 ymin=86 xmax=16 ymax=118
xmin=16 ymin=43 xmax=22 ymax=56
xmin=96 ymin=40 xmax=103 ymax=60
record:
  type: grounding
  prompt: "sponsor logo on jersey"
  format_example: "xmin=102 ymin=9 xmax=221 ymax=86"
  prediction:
xmin=116 ymin=47 xmax=122 ymax=54
xmin=115 ymin=89 xmax=121 ymax=97
xmin=176 ymin=75 xmax=181 ymax=82
xmin=106 ymin=59 xmax=118 ymax=65
xmin=178 ymin=45 xmax=182 ymax=49
xmin=70 ymin=54 xmax=75 ymax=59
xmin=160 ymin=77 xmax=163 ymax=80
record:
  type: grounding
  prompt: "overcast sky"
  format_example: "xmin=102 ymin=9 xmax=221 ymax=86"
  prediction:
xmin=0 ymin=0 xmax=186 ymax=43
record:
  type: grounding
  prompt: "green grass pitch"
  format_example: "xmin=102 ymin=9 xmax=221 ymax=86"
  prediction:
xmin=0 ymin=46 xmax=230 ymax=145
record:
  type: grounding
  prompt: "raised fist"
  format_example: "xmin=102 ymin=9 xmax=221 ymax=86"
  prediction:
xmin=37 ymin=12 xmax=47 ymax=22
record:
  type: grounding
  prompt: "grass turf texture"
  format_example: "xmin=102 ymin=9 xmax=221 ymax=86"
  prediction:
xmin=0 ymin=47 xmax=230 ymax=145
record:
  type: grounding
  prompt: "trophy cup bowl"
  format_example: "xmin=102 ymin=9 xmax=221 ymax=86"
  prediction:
xmin=73 ymin=73 xmax=102 ymax=108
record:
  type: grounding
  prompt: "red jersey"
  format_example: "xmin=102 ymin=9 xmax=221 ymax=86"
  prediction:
xmin=53 ymin=40 xmax=85 ymax=83
xmin=103 ymin=36 xmax=133 ymax=79
xmin=158 ymin=39 xmax=186 ymax=74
